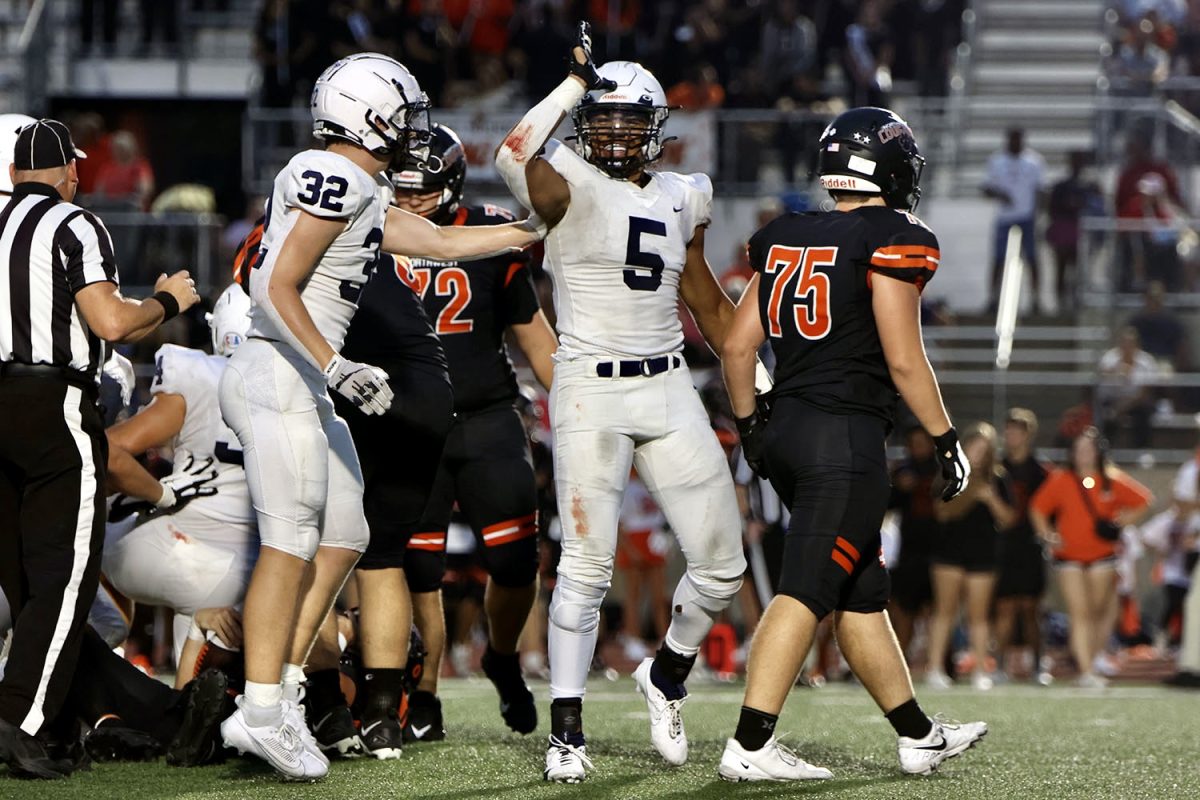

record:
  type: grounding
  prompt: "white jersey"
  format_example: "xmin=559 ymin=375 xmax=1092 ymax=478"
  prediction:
xmin=248 ymin=149 xmax=391 ymax=351
xmin=151 ymin=344 xmax=254 ymax=533
xmin=542 ymin=139 xmax=713 ymax=360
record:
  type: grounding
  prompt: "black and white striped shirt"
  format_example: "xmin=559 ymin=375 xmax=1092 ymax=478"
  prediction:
xmin=0 ymin=182 xmax=119 ymax=382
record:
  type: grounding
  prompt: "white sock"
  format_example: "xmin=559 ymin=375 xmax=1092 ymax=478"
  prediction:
xmin=282 ymin=662 xmax=305 ymax=703
xmin=243 ymin=681 xmax=284 ymax=727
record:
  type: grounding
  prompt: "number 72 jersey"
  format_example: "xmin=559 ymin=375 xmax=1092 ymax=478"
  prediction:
xmin=248 ymin=149 xmax=390 ymax=352
xmin=749 ymin=206 xmax=940 ymax=423
xmin=540 ymin=139 xmax=713 ymax=359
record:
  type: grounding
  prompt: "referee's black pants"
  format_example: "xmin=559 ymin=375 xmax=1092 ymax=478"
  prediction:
xmin=0 ymin=375 xmax=107 ymax=736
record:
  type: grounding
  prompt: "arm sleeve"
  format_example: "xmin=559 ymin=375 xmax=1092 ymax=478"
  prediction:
xmin=59 ymin=210 xmax=120 ymax=292
xmin=501 ymin=259 xmax=540 ymax=327
xmin=495 ymin=78 xmax=587 ymax=210
xmin=868 ymin=221 xmax=940 ymax=292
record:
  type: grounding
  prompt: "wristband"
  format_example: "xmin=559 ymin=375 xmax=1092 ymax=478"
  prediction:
xmin=735 ymin=411 xmax=762 ymax=438
xmin=323 ymin=353 xmax=343 ymax=383
xmin=155 ymin=482 xmax=177 ymax=509
xmin=152 ymin=291 xmax=180 ymax=321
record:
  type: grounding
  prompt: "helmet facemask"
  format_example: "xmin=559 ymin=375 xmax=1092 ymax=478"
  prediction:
xmin=573 ymin=104 xmax=668 ymax=179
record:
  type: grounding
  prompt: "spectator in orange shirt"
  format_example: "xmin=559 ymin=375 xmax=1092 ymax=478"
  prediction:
xmin=666 ymin=63 xmax=726 ymax=111
xmin=94 ymin=131 xmax=155 ymax=210
xmin=1030 ymin=427 xmax=1153 ymax=687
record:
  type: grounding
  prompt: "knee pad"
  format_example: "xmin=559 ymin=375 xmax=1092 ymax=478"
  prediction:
xmin=482 ymin=533 xmax=539 ymax=589
xmin=548 ymin=576 xmax=607 ymax=635
xmin=676 ymin=569 xmax=743 ymax=614
xmin=403 ymin=546 xmax=447 ymax=593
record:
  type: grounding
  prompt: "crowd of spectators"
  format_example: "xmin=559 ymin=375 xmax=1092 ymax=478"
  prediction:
xmin=1105 ymin=0 xmax=1200 ymax=96
xmin=250 ymin=0 xmax=965 ymax=113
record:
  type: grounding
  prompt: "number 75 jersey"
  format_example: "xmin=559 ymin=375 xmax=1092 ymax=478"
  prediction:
xmin=541 ymin=139 xmax=713 ymax=359
xmin=248 ymin=149 xmax=390 ymax=351
xmin=749 ymin=206 xmax=940 ymax=423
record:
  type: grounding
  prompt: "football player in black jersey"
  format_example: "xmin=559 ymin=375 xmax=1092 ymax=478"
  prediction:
xmin=379 ymin=124 xmax=558 ymax=745
xmin=716 ymin=107 xmax=985 ymax=782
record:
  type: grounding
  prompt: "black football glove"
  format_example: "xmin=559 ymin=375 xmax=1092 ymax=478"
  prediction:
xmin=933 ymin=428 xmax=971 ymax=501
xmin=568 ymin=22 xmax=617 ymax=92
xmin=736 ymin=409 xmax=769 ymax=478
xmin=109 ymin=494 xmax=153 ymax=523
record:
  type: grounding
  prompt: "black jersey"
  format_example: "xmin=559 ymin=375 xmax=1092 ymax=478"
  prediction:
xmin=408 ymin=205 xmax=540 ymax=413
xmin=749 ymin=206 xmax=940 ymax=422
xmin=1001 ymin=455 xmax=1050 ymax=533
xmin=231 ymin=217 xmax=447 ymax=373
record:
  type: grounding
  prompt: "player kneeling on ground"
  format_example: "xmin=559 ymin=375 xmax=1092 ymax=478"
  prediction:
xmin=717 ymin=107 xmax=987 ymax=782
xmin=104 ymin=284 xmax=257 ymax=687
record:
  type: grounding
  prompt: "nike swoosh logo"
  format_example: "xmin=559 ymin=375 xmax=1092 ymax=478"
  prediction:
xmin=914 ymin=735 xmax=947 ymax=751
xmin=411 ymin=724 xmax=432 ymax=739
xmin=739 ymin=760 xmax=751 ymax=769
xmin=362 ymin=721 xmax=383 ymax=736
xmin=672 ymin=206 xmax=683 ymax=213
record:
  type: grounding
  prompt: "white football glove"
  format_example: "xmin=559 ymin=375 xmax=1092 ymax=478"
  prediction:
xmin=103 ymin=350 xmax=136 ymax=406
xmin=324 ymin=354 xmax=393 ymax=415
xmin=157 ymin=455 xmax=220 ymax=512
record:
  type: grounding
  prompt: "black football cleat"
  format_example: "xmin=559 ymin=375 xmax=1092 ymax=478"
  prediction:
xmin=360 ymin=709 xmax=404 ymax=760
xmin=85 ymin=720 xmax=163 ymax=763
xmin=166 ymin=668 xmax=234 ymax=766
xmin=311 ymin=704 xmax=365 ymax=757
xmin=402 ymin=691 xmax=445 ymax=743
xmin=482 ymin=648 xmax=537 ymax=735
xmin=1 ymin=717 xmax=71 ymax=780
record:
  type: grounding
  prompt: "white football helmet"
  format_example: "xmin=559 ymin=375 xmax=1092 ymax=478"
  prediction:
xmin=0 ymin=114 xmax=37 ymax=193
xmin=572 ymin=61 xmax=671 ymax=178
xmin=311 ymin=53 xmax=432 ymax=161
xmin=206 ymin=284 xmax=252 ymax=357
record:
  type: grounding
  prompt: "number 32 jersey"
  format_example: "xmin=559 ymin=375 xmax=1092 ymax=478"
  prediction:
xmin=749 ymin=206 xmax=940 ymax=423
xmin=248 ymin=149 xmax=390 ymax=351
xmin=541 ymin=139 xmax=712 ymax=359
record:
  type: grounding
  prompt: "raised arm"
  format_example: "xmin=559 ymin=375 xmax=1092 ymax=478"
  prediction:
xmin=680 ymin=226 xmax=736 ymax=354
xmin=494 ymin=22 xmax=614 ymax=227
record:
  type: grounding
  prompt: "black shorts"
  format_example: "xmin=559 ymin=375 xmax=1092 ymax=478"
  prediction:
xmin=762 ymin=399 xmax=891 ymax=619
xmin=995 ymin=530 xmax=1047 ymax=598
xmin=410 ymin=404 xmax=539 ymax=589
xmin=335 ymin=361 xmax=454 ymax=570
xmin=889 ymin=558 xmax=933 ymax=612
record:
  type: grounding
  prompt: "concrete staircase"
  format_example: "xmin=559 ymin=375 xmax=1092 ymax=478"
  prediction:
xmin=953 ymin=0 xmax=1107 ymax=191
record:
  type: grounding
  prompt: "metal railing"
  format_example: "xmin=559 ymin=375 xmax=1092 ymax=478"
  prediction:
xmin=17 ymin=0 xmax=49 ymax=115
xmin=1077 ymin=215 xmax=1200 ymax=309
xmin=92 ymin=211 xmax=227 ymax=293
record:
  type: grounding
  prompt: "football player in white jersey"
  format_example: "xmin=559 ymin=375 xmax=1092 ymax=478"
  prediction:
xmin=496 ymin=25 xmax=750 ymax=782
xmin=102 ymin=284 xmax=257 ymax=679
xmin=216 ymin=52 xmax=544 ymax=781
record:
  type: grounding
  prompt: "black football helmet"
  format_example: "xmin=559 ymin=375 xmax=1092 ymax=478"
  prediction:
xmin=816 ymin=107 xmax=925 ymax=211
xmin=387 ymin=123 xmax=467 ymax=224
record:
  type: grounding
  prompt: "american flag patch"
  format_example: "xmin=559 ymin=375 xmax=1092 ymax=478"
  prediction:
xmin=827 ymin=143 xmax=840 ymax=151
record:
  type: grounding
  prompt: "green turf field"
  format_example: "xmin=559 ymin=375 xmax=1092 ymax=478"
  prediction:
xmin=4 ymin=677 xmax=1196 ymax=800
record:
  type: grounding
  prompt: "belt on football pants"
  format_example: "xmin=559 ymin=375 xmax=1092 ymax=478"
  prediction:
xmin=1 ymin=362 xmax=97 ymax=393
xmin=595 ymin=355 xmax=682 ymax=378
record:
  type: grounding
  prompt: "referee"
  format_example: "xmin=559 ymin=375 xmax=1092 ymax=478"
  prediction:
xmin=0 ymin=119 xmax=199 ymax=779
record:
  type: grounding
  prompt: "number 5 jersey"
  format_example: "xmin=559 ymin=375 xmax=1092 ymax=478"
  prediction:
xmin=749 ymin=206 xmax=941 ymax=423
xmin=540 ymin=139 xmax=712 ymax=360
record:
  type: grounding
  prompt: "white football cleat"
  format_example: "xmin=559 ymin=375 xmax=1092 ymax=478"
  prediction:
xmin=718 ymin=736 xmax=833 ymax=782
xmin=897 ymin=717 xmax=988 ymax=775
xmin=925 ymin=669 xmax=953 ymax=689
xmin=632 ymin=657 xmax=688 ymax=765
xmin=283 ymin=700 xmax=330 ymax=767
xmin=221 ymin=696 xmax=329 ymax=781
xmin=544 ymin=735 xmax=593 ymax=783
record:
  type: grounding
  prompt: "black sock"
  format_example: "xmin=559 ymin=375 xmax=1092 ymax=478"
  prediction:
xmin=652 ymin=644 xmax=696 ymax=698
xmin=304 ymin=668 xmax=346 ymax=718
xmin=550 ymin=698 xmax=585 ymax=747
xmin=734 ymin=706 xmax=778 ymax=751
xmin=362 ymin=668 xmax=406 ymax=716
xmin=885 ymin=698 xmax=933 ymax=739
xmin=482 ymin=645 xmax=521 ymax=682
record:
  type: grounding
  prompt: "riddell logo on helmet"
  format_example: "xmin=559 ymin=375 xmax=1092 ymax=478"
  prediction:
xmin=822 ymin=176 xmax=865 ymax=189
xmin=878 ymin=121 xmax=913 ymax=144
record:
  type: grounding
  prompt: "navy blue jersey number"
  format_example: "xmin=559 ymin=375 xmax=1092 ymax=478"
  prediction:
xmin=339 ymin=227 xmax=385 ymax=303
xmin=624 ymin=217 xmax=667 ymax=291
xmin=215 ymin=440 xmax=245 ymax=467
xmin=296 ymin=170 xmax=350 ymax=213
